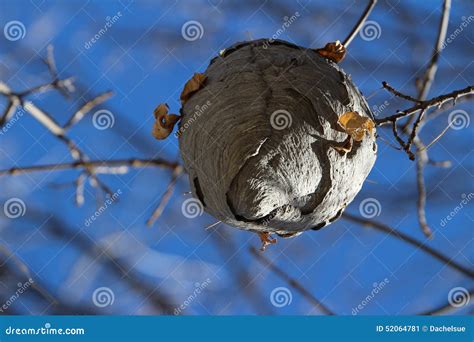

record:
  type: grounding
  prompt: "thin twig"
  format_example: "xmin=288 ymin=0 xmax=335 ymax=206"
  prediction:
xmin=418 ymin=121 xmax=453 ymax=152
xmin=0 ymin=51 xmax=112 ymax=203
xmin=414 ymin=139 xmax=433 ymax=238
xmin=427 ymin=158 xmax=451 ymax=168
xmin=419 ymin=289 xmax=474 ymax=315
xmin=402 ymin=0 xmax=451 ymax=132
xmin=417 ymin=0 xmax=451 ymax=101
xmin=343 ymin=0 xmax=378 ymax=47
xmin=375 ymin=85 xmax=473 ymax=125
xmin=405 ymin=108 xmax=426 ymax=157
xmin=41 ymin=45 xmax=58 ymax=79
xmin=16 ymin=77 xmax=75 ymax=98
xmin=249 ymin=246 xmax=335 ymax=315
xmin=64 ymin=91 xmax=114 ymax=130
xmin=0 ymin=244 xmax=58 ymax=306
xmin=382 ymin=81 xmax=421 ymax=103
xmin=205 ymin=221 xmax=221 ymax=230
xmin=391 ymin=121 xmax=415 ymax=160
xmin=341 ymin=213 xmax=473 ymax=278
xmin=0 ymin=158 xmax=179 ymax=176
xmin=146 ymin=165 xmax=184 ymax=226
xmin=210 ymin=230 xmax=275 ymax=315
xmin=404 ymin=0 xmax=451 ymax=237
xmin=0 ymin=98 xmax=19 ymax=127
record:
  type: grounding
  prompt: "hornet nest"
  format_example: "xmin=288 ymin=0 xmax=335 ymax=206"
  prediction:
xmin=153 ymin=39 xmax=377 ymax=248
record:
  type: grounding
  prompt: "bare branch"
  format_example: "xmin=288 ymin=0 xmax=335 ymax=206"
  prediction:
xmin=403 ymin=108 xmax=426 ymax=159
xmin=44 ymin=45 xmax=58 ymax=79
xmin=343 ymin=0 xmax=378 ymax=47
xmin=419 ymin=289 xmax=474 ymax=315
xmin=0 ymin=98 xmax=19 ymax=127
xmin=147 ymin=165 xmax=184 ymax=226
xmin=391 ymin=121 xmax=415 ymax=160
xmin=16 ymin=77 xmax=75 ymax=98
xmin=0 ymin=158 xmax=179 ymax=176
xmin=375 ymin=85 xmax=473 ymax=126
xmin=418 ymin=121 xmax=453 ymax=153
xmin=382 ymin=81 xmax=421 ymax=103
xmin=341 ymin=213 xmax=473 ymax=278
xmin=414 ymin=139 xmax=433 ymax=238
xmin=23 ymin=101 xmax=65 ymax=136
xmin=427 ymin=158 xmax=451 ymax=168
xmin=64 ymin=91 xmax=114 ymax=130
xmin=75 ymin=172 xmax=87 ymax=206
xmin=249 ymin=246 xmax=335 ymax=315
xmin=417 ymin=0 xmax=451 ymax=101
xmin=0 ymin=244 xmax=58 ymax=306
xmin=210 ymin=231 xmax=275 ymax=315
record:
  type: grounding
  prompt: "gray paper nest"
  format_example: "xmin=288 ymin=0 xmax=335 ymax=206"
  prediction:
xmin=178 ymin=39 xmax=377 ymax=237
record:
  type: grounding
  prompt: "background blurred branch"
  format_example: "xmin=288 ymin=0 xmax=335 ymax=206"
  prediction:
xmin=342 ymin=213 xmax=474 ymax=279
xmin=249 ymin=247 xmax=335 ymax=315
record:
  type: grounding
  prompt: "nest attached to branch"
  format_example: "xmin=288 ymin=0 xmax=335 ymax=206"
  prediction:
xmin=157 ymin=39 xmax=377 ymax=238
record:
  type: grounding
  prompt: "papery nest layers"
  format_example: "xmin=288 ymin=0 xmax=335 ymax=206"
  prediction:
xmin=157 ymin=39 xmax=377 ymax=236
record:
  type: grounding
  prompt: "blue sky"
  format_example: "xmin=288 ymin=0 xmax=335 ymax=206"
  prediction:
xmin=0 ymin=0 xmax=472 ymax=315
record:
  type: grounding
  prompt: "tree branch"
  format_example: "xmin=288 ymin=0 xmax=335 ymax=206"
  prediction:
xmin=0 ymin=158 xmax=179 ymax=176
xmin=375 ymin=85 xmax=473 ymax=125
xmin=343 ymin=0 xmax=378 ymax=47
xmin=146 ymin=165 xmax=183 ymax=226
xmin=417 ymin=0 xmax=451 ymax=101
xmin=419 ymin=289 xmax=473 ymax=315
xmin=249 ymin=246 xmax=335 ymax=315
xmin=341 ymin=213 xmax=473 ymax=278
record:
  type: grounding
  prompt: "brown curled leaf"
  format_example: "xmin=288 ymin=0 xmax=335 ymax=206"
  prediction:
xmin=180 ymin=73 xmax=207 ymax=105
xmin=152 ymin=103 xmax=180 ymax=140
xmin=315 ymin=40 xmax=346 ymax=63
xmin=338 ymin=111 xmax=375 ymax=142
xmin=258 ymin=232 xmax=277 ymax=252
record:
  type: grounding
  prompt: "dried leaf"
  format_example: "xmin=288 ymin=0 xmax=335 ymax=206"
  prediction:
xmin=258 ymin=232 xmax=277 ymax=252
xmin=180 ymin=73 xmax=207 ymax=105
xmin=315 ymin=40 xmax=346 ymax=63
xmin=152 ymin=103 xmax=180 ymax=140
xmin=338 ymin=111 xmax=374 ymax=142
